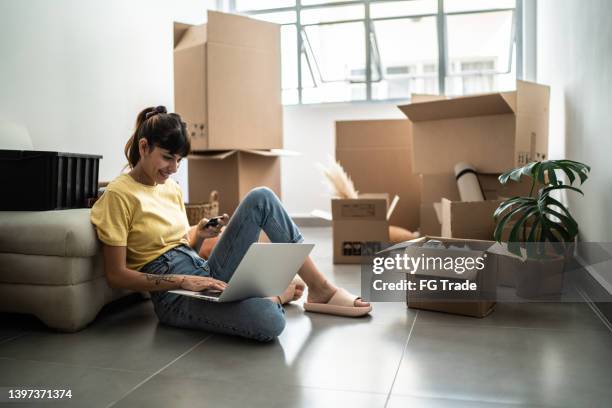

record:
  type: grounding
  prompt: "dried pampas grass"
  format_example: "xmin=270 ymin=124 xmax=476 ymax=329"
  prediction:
xmin=316 ymin=157 xmax=358 ymax=199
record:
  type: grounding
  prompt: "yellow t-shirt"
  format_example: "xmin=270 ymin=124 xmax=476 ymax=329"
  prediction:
xmin=90 ymin=173 xmax=190 ymax=270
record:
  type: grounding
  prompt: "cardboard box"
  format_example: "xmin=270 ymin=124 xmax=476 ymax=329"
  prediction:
xmin=174 ymin=11 xmax=283 ymax=150
xmin=420 ymin=173 xmax=533 ymax=240
xmin=440 ymin=174 xmax=535 ymax=240
xmin=335 ymin=119 xmax=420 ymax=231
xmin=382 ymin=236 xmax=497 ymax=318
xmin=418 ymin=173 xmax=456 ymax=235
xmin=332 ymin=194 xmax=397 ymax=264
xmin=420 ymin=204 xmax=441 ymax=236
xmin=188 ymin=150 xmax=283 ymax=215
xmin=440 ymin=198 xmax=504 ymax=240
xmin=398 ymin=80 xmax=550 ymax=174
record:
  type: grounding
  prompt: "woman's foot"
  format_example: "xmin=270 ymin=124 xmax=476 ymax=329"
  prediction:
xmin=306 ymin=279 xmax=370 ymax=308
xmin=273 ymin=276 xmax=306 ymax=305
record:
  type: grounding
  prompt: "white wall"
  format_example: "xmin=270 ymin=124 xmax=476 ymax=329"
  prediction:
xmin=0 ymin=0 xmax=214 ymax=192
xmin=0 ymin=0 xmax=405 ymax=213
xmin=281 ymin=102 xmax=406 ymax=216
xmin=537 ymin=0 xmax=612 ymax=242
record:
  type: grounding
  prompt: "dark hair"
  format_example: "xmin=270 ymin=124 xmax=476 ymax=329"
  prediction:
xmin=124 ymin=106 xmax=191 ymax=169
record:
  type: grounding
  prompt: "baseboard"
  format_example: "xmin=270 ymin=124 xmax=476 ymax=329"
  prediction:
xmin=574 ymin=255 xmax=612 ymax=327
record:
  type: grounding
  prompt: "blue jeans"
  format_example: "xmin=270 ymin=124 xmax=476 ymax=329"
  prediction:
xmin=141 ymin=187 xmax=304 ymax=342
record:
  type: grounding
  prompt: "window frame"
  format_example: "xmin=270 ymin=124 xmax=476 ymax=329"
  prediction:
xmin=228 ymin=0 xmax=523 ymax=104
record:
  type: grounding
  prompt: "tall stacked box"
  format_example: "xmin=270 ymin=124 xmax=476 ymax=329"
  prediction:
xmin=175 ymin=11 xmax=285 ymax=214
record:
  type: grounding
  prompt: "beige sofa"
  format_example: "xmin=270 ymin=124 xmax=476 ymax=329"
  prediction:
xmin=0 ymin=209 xmax=130 ymax=331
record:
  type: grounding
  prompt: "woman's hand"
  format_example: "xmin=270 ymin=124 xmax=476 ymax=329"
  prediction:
xmin=180 ymin=275 xmax=228 ymax=292
xmin=195 ymin=213 xmax=230 ymax=239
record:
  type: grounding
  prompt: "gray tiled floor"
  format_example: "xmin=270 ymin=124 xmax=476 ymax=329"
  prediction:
xmin=1 ymin=227 xmax=611 ymax=407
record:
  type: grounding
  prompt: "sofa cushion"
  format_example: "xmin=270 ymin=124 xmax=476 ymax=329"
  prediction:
xmin=0 ymin=278 xmax=130 ymax=332
xmin=0 ymin=209 xmax=99 ymax=257
xmin=0 ymin=252 xmax=103 ymax=285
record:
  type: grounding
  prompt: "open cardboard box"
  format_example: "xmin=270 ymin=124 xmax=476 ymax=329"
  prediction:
xmin=188 ymin=149 xmax=297 ymax=215
xmin=335 ymin=119 xmax=420 ymax=231
xmin=421 ymin=173 xmax=534 ymax=239
xmin=398 ymin=80 xmax=550 ymax=175
xmin=174 ymin=11 xmax=283 ymax=151
xmin=381 ymin=236 xmax=498 ymax=318
xmin=319 ymin=193 xmax=399 ymax=264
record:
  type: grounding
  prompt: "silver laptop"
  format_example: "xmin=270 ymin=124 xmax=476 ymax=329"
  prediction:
xmin=169 ymin=243 xmax=314 ymax=302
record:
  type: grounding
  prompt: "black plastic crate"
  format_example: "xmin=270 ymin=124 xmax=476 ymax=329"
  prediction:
xmin=0 ymin=150 xmax=102 ymax=211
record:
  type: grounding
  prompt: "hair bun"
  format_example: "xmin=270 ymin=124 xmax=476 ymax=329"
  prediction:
xmin=145 ymin=105 xmax=167 ymax=120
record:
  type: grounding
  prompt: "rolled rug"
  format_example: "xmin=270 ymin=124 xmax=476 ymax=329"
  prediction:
xmin=454 ymin=162 xmax=485 ymax=202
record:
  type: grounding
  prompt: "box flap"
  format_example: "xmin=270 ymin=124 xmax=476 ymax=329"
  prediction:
xmin=173 ymin=22 xmax=193 ymax=48
xmin=174 ymin=23 xmax=207 ymax=51
xmin=398 ymin=93 xmax=515 ymax=122
xmin=188 ymin=150 xmax=238 ymax=160
xmin=386 ymin=195 xmax=399 ymax=221
xmin=411 ymin=93 xmax=447 ymax=103
xmin=500 ymin=92 xmax=517 ymax=112
xmin=242 ymin=149 xmax=300 ymax=157
xmin=189 ymin=149 xmax=297 ymax=160
xmin=380 ymin=235 xmax=494 ymax=254
xmin=516 ymin=80 xmax=550 ymax=115
xmin=207 ymin=10 xmax=279 ymax=52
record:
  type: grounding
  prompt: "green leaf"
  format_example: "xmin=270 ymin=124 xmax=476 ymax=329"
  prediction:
xmin=546 ymin=220 xmax=572 ymax=242
xmin=494 ymin=197 xmax=535 ymax=218
xmin=542 ymin=205 xmax=578 ymax=232
xmin=526 ymin=218 xmax=542 ymax=258
xmin=545 ymin=195 xmax=576 ymax=219
xmin=497 ymin=159 xmax=590 ymax=188
xmin=546 ymin=208 xmax=578 ymax=236
xmin=494 ymin=202 xmax=537 ymax=243
xmin=541 ymin=184 xmax=584 ymax=197
xmin=508 ymin=207 xmax=539 ymax=243
xmin=547 ymin=167 xmax=559 ymax=186
xmin=558 ymin=163 xmax=576 ymax=185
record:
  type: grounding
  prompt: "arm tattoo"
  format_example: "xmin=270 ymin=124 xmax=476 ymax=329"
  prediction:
xmin=144 ymin=273 xmax=178 ymax=285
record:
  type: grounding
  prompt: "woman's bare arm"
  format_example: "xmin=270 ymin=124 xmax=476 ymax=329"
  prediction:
xmin=102 ymin=245 xmax=226 ymax=292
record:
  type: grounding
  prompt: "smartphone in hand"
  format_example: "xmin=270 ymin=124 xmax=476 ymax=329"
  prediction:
xmin=203 ymin=216 xmax=223 ymax=229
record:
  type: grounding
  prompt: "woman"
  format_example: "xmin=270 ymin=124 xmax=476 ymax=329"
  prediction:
xmin=91 ymin=106 xmax=371 ymax=342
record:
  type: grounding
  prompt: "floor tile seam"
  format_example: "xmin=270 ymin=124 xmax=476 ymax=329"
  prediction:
xmin=413 ymin=321 xmax=610 ymax=333
xmin=387 ymin=390 xmax=551 ymax=407
xmin=150 ymin=368 xmax=392 ymax=396
xmin=576 ymin=286 xmax=612 ymax=334
xmin=0 ymin=356 xmax=151 ymax=375
xmin=288 ymin=306 xmax=416 ymax=325
xmin=384 ymin=310 xmax=418 ymax=408
xmin=104 ymin=334 xmax=212 ymax=408
xmin=0 ymin=332 xmax=28 ymax=347
xmin=248 ymin=382 xmax=388 ymax=397
xmin=293 ymin=319 xmax=414 ymax=328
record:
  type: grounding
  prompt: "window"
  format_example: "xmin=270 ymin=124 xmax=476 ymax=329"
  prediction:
xmin=230 ymin=0 xmax=519 ymax=104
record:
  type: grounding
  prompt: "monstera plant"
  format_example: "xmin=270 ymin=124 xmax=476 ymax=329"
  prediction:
xmin=493 ymin=159 xmax=591 ymax=258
